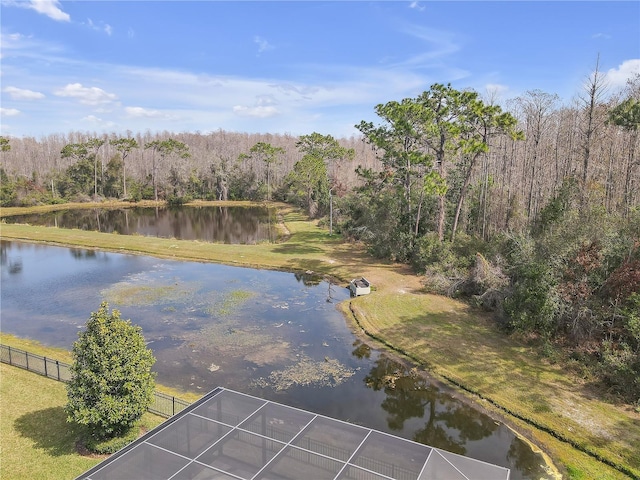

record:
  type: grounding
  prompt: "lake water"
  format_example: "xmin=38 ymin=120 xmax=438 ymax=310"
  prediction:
xmin=0 ymin=240 xmax=553 ymax=479
xmin=4 ymin=205 xmax=278 ymax=244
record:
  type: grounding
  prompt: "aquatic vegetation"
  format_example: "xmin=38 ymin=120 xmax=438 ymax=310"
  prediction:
xmin=204 ymin=289 xmax=256 ymax=316
xmin=253 ymin=356 xmax=355 ymax=391
xmin=102 ymin=281 xmax=199 ymax=306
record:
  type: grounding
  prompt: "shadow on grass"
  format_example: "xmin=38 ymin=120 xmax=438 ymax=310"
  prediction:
xmin=14 ymin=406 xmax=84 ymax=457
xmin=271 ymin=242 xmax=325 ymax=255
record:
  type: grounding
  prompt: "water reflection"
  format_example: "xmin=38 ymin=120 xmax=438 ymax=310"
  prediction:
xmin=355 ymin=346 xmax=550 ymax=479
xmin=69 ymin=248 xmax=98 ymax=260
xmin=5 ymin=205 xmax=277 ymax=244
xmin=1 ymin=243 xmax=23 ymax=274
xmin=361 ymin=352 xmax=495 ymax=454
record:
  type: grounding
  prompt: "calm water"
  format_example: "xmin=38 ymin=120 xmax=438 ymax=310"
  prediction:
xmin=0 ymin=240 xmax=552 ymax=479
xmin=5 ymin=206 xmax=278 ymax=244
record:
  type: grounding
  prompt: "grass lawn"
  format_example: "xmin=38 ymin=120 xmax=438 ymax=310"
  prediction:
xmin=0 ymin=362 xmax=165 ymax=480
xmin=2 ymin=200 xmax=639 ymax=479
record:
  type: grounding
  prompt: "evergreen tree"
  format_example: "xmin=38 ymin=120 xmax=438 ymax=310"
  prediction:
xmin=66 ymin=302 xmax=156 ymax=439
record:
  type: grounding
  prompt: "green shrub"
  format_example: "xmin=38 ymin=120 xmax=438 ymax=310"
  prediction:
xmin=84 ymin=423 xmax=140 ymax=454
xmin=600 ymin=341 xmax=640 ymax=403
xmin=66 ymin=302 xmax=156 ymax=440
xmin=167 ymin=194 xmax=187 ymax=207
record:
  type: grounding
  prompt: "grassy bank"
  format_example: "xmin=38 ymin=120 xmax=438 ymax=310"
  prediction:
xmin=2 ymin=201 xmax=639 ymax=479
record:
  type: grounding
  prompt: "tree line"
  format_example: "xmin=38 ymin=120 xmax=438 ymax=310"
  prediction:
xmin=1 ymin=71 xmax=638 ymax=403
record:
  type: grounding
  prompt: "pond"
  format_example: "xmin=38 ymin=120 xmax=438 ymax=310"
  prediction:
xmin=4 ymin=205 xmax=278 ymax=244
xmin=0 ymin=240 xmax=553 ymax=479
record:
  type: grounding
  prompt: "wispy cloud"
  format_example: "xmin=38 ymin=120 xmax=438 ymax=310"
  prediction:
xmin=124 ymin=106 xmax=177 ymax=120
xmin=3 ymin=86 xmax=46 ymax=100
xmin=85 ymin=18 xmax=113 ymax=36
xmin=389 ymin=23 xmax=460 ymax=69
xmin=20 ymin=0 xmax=71 ymax=22
xmin=409 ymin=2 xmax=425 ymax=12
xmin=254 ymin=36 xmax=274 ymax=54
xmin=233 ymin=105 xmax=280 ymax=118
xmin=82 ymin=114 xmax=116 ymax=128
xmin=592 ymin=33 xmax=611 ymax=40
xmin=2 ymin=32 xmax=26 ymax=42
xmin=0 ymin=107 xmax=21 ymax=116
xmin=53 ymin=83 xmax=118 ymax=106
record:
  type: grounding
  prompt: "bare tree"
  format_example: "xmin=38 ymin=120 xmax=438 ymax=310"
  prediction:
xmin=578 ymin=56 xmax=609 ymax=196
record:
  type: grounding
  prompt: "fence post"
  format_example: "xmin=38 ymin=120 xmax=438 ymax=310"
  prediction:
xmin=25 ymin=351 xmax=29 ymax=370
xmin=8 ymin=346 xmax=12 ymax=365
xmin=44 ymin=357 xmax=48 ymax=377
xmin=56 ymin=360 xmax=60 ymax=381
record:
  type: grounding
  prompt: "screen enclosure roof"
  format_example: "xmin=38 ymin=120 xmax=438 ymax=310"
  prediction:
xmin=76 ymin=387 xmax=510 ymax=480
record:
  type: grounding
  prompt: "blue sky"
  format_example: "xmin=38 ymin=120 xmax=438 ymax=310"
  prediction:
xmin=1 ymin=1 xmax=639 ymax=139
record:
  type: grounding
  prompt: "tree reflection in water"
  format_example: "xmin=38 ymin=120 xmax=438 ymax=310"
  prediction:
xmin=355 ymin=342 xmax=552 ymax=479
xmin=6 ymin=206 xmax=277 ymax=244
xmin=360 ymin=351 xmax=497 ymax=455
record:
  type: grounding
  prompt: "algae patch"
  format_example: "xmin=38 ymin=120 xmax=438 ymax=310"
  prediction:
xmin=205 ymin=290 xmax=256 ymax=316
xmin=102 ymin=280 xmax=200 ymax=306
xmin=253 ymin=356 xmax=355 ymax=391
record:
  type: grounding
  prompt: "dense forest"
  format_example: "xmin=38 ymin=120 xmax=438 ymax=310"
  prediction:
xmin=1 ymin=72 xmax=639 ymax=404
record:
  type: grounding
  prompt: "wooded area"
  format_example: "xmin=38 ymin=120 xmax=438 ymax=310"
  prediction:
xmin=1 ymin=72 xmax=638 ymax=404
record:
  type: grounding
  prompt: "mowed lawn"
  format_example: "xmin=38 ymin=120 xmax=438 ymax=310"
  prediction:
xmin=0 ymin=363 xmax=167 ymax=480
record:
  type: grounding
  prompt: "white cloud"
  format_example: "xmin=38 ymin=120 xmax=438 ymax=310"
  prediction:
xmin=54 ymin=83 xmax=118 ymax=105
xmin=124 ymin=106 xmax=176 ymax=120
xmin=606 ymin=59 xmax=640 ymax=90
xmin=233 ymin=105 xmax=280 ymax=118
xmin=82 ymin=115 xmax=116 ymax=128
xmin=592 ymin=33 xmax=611 ymax=40
xmin=0 ymin=108 xmax=21 ymax=116
xmin=254 ymin=36 xmax=274 ymax=54
xmin=27 ymin=0 xmax=70 ymax=22
xmin=409 ymin=2 xmax=425 ymax=12
xmin=3 ymin=86 xmax=45 ymax=100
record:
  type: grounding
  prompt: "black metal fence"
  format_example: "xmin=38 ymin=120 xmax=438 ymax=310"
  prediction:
xmin=0 ymin=344 xmax=191 ymax=418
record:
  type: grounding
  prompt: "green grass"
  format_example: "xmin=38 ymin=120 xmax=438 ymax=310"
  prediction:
xmin=0 ymin=362 xmax=166 ymax=480
xmin=2 ymin=200 xmax=640 ymax=479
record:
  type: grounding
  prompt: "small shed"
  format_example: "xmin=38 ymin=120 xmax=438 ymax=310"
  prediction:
xmin=350 ymin=277 xmax=371 ymax=296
